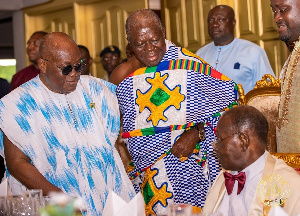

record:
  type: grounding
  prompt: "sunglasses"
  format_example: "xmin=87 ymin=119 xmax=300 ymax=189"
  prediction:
xmin=42 ymin=58 xmax=86 ymax=75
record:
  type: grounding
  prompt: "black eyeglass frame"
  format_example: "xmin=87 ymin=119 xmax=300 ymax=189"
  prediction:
xmin=42 ymin=58 xmax=86 ymax=76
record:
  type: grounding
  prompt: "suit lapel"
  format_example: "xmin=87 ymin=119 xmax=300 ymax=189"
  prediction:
xmin=248 ymin=152 xmax=276 ymax=216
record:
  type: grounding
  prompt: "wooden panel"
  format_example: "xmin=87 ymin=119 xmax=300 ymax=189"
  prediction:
xmin=238 ymin=0 xmax=257 ymax=39
xmin=78 ymin=0 xmax=147 ymax=78
xmin=163 ymin=0 xmax=183 ymax=46
xmin=201 ymin=0 xmax=217 ymax=46
xmin=185 ymin=0 xmax=200 ymax=45
xmin=162 ymin=0 xmax=217 ymax=53
xmin=24 ymin=7 xmax=75 ymax=66
xmin=263 ymin=40 xmax=288 ymax=78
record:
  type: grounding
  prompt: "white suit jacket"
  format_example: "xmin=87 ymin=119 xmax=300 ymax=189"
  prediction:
xmin=201 ymin=152 xmax=300 ymax=216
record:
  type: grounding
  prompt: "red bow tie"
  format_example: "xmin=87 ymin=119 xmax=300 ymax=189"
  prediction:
xmin=223 ymin=171 xmax=246 ymax=195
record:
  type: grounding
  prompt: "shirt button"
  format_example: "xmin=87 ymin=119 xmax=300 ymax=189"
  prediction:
xmin=218 ymin=48 xmax=221 ymax=52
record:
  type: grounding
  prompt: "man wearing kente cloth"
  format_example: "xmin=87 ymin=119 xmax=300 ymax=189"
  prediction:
xmin=271 ymin=0 xmax=300 ymax=152
xmin=110 ymin=9 xmax=237 ymax=216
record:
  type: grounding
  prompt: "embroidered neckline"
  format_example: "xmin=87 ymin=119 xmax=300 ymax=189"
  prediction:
xmin=277 ymin=37 xmax=300 ymax=130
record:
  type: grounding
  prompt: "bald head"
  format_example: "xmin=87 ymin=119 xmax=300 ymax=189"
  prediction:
xmin=215 ymin=105 xmax=268 ymax=171
xmin=38 ymin=32 xmax=81 ymax=94
xmin=40 ymin=32 xmax=78 ymax=60
xmin=209 ymin=5 xmax=235 ymax=20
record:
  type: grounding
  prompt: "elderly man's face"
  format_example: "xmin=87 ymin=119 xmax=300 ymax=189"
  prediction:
xmin=214 ymin=116 xmax=245 ymax=171
xmin=129 ymin=21 xmax=166 ymax=67
xmin=27 ymin=33 xmax=45 ymax=64
xmin=271 ymin=0 xmax=300 ymax=43
xmin=207 ymin=7 xmax=235 ymax=46
xmin=41 ymin=46 xmax=82 ymax=94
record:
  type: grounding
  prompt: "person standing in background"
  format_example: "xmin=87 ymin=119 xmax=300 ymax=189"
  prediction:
xmin=10 ymin=31 xmax=47 ymax=91
xmin=100 ymin=45 xmax=123 ymax=80
xmin=271 ymin=0 xmax=300 ymax=152
xmin=78 ymin=45 xmax=93 ymax=76
xmin=196 ymin=5 xmax=274 ymax=94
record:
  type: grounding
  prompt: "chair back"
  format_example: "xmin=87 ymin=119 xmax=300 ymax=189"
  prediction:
xmin=238 ymin=74 xmax=281 ymax=153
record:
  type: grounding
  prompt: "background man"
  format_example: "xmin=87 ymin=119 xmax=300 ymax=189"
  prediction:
xmin=202 ymin=105 xmax=300 ymax=216
xmin=196 ymin=5 xmax=274 ymax=94
xmin=0 ymin=32 xmax=135 ymax=215
xmin=100 ymin=45 xmax=123 ymax=79
xmin=10 ymin=31 xmax=47 ymax=91
xmin=78 ymin=45 xmax=93 ymax=76
xmin=110 ymin=9 xmax=237 ymax=215
xmin=271 ymin=0 xmax=300 ymax=152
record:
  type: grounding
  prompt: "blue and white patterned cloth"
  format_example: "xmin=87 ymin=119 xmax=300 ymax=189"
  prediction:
xmin=0 ymin=75 xmax=135 ymax=216
xmin=117 ymin=40 xmax=237 ymax=215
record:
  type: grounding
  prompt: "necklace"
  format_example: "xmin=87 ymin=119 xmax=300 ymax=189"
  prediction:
xmin=66 ymin=96 xmax=78 ymax=127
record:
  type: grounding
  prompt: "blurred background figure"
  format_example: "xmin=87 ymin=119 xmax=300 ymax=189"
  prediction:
xmin=100 ymin=45 xmax=123 ymax=79
xmin=0 ymin=78 xmax=9 ymax=98
xmin=78 ymin=45 xmax=93 ymax=76
xmin=10 ymin=31 xmax=47 ymax=91
xmin=196 ymin=5 xmax=274 ymax=94
xmin=0 ymin=77 xmax=9 ymax=180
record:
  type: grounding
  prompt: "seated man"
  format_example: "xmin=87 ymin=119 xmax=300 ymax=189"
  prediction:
xmin=0 ymin=32 xmax=135 ymax=215
xmin=202 ymin=105 xmax=300 ymax=216
xmin=110 ymin=9 xmax=237 ymax=215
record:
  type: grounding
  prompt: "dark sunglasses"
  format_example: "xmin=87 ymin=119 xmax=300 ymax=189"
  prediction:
xmin=42 ymin=58 xmax=86 ymax=75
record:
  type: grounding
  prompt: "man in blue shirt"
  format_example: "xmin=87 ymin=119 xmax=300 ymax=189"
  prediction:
xmin=196 ymin=5 xmax=275 ymax=94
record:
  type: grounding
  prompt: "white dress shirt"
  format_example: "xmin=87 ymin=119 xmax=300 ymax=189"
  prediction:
xmin=217 ymin=151 xmax=268 ymax=216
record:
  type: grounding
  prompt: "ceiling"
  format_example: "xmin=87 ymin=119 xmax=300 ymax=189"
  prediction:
xmin=0 ymin=0 xmax=50 ymax=20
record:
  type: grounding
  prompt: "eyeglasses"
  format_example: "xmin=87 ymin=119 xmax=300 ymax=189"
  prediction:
xmin=42 ymin=58 xmax=86 ymax=75
xmin=211 ymin=132 xmax=241 ymax=149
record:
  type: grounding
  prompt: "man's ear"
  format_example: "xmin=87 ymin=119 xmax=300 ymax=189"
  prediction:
xmin=89 ymin=57 xmax=93 ymax=65
xmin=239 ymin=132 xmax=249 ymax=152
xmin=232 ymin=19 xmax=236 ymax=28
xmin=37 ymin=58 xmax=46 ymax=74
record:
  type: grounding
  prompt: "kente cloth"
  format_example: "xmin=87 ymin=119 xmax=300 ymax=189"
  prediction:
xmin=0 ymin=75 xmax=135 ymax=216
xmin=10 ymin=64 xmax=40 ymax=91
xmin=116 ymin=40 xmax=237 ymax=216
xmin=277 ymin=38 xmax=300 ymax=153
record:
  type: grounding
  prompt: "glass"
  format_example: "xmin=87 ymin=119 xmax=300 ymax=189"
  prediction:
xmin=41 ymin=196 xmax=51 ymax=208
xmin=6 ymin=195 xmax=34 ymax=216
xmin=0 ymin=196 xmax=6 ymax=216
xmin=168 ymin=204 xmax=192 ymax=216
xmin=22 ymin=189 xmax=43 ymax=216
xmin=42 ymin=58 xmax=86 ymax=75
xmin=211 ymin=132 xmax=241 ymax=149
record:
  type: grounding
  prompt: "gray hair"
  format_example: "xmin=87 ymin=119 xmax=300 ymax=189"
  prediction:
xmin=125 ymin=9 xmax=164 ymax=41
